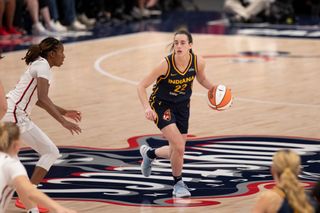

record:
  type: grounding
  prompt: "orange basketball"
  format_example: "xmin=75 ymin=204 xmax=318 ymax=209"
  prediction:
xmin=207 ymin=85 xmax=233 ymax=111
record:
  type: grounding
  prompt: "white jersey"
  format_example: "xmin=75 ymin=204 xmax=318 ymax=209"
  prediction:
xmin=0 ymin=152 xmax=28 ymax=213
xmin=6 ymin=57 xmax=51 ymax=116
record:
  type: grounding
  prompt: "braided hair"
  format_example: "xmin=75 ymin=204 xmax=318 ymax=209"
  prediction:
xmin=22 ymin=37 xmax=62 ymax=65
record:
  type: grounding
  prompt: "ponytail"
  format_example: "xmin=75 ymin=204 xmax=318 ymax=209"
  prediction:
xmin=23 ymin=45 xmax=42 ymax=65
xmin=273 ymin=150 xmax=314 ymax=213
xmin=0 ymin=122 xmax=9 ymax=151
xmin=0 ymin=122 xmax=20 ymax=152
xmin=22 ymin=37 xmax=62 ymax=65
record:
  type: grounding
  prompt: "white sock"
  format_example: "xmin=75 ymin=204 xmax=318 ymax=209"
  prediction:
xmin=27 ymin=207 xmax=39 ymax=213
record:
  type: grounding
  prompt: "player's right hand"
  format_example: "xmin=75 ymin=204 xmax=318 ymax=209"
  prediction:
xmin=62 ymin=120 xmax=82 ymax=135
xmin=145 ymin=107 xmax=157 ymax=121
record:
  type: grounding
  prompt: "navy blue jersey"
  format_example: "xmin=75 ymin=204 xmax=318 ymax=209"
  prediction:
xmin=150 ymin=52 xmax=198 ymax=103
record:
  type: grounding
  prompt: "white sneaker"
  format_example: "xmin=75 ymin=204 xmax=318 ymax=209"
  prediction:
xmin=78 ymin=14 xmax=96 ymax=27
xmin=32 ymin=22 xmax=54 ymax=36
xmin=131 ymin=7 xmax=143 ymax=20
xmin=149 ymin=9 xmax=162 ymax=16
xmin=68 ymin=20 xmax=87 ymax=31
xmin=141 ymin=9 xmax=151 ymax=18
xmin=139 ymin=145 xmax=154 ymax=177
xmin=46 ymin=20 xmax=67 ymax=32
xmin=54 ymin=21 xmax=67 ymax=32
xmin=172 ymin=180 xmax=191 ymax=198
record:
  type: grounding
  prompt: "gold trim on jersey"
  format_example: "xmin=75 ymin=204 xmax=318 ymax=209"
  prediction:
xmin=149 ymin=92 xmax=159 ymax=125
xmin=194 ymin=54 xmax=198 ymax=73
xmin=156 ymin=57 xmax=171 ymax=84
xmin=172 ymin=53 xmax=193 ymax=76
xmin=150 ymin=57 xmax=170 ymax=98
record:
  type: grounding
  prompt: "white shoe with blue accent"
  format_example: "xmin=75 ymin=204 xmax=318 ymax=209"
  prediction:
xmin=172 ymin=180 xmax=191 ymax=198
xmin=139 ymin=145 xmax=154 ymax=177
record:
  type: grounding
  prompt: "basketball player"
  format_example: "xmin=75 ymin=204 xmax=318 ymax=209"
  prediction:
xmin=252 ymin=149 xmax=314 ymax=213
xmin=0 ymin=122 xmax=76 ymax=213
xmin=1 ymin=37 xmax=82 ymax=211
xmin=0 ymin=81 xmax=6 ymax=119
xmin=137 ymin=30 xmax=214 ymax=197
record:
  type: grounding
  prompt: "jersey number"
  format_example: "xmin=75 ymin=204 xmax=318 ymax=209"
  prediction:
xmin=174 ymin=84 xmax=187 ymax=93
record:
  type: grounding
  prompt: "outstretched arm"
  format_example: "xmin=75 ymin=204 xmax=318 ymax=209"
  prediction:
xmin=36 ymin=77 xmax=81 ymax=134
xmin=14 ymin=175 xmax=76 ymax=213
xmin=137 ymin=59 xmax=168 ymax=121
xmin=196 ymin=56 xmax=214 ymax=90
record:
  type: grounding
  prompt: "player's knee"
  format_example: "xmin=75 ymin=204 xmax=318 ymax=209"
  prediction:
xmin=45 ymin=146 xmax=60 ymax=162
xmin=172 ymin=144 xmax=185 ymax=157
xmin=38 ymin=147 xmax=60 ymax=170
xmin=51 ymin=146 xmax=60 ymax=160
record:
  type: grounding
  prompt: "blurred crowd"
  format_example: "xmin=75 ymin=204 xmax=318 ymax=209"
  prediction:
xmin=224 ymin=0 xmax=320 ymax=24
xmin=2 ymin=0 xmax=320 ymax=38
xmin=0 ymin=0 xmax=169 ymax=37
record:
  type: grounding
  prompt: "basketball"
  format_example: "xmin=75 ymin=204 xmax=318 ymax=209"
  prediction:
xmin=207 ymin=85 xmax=233 ymax=111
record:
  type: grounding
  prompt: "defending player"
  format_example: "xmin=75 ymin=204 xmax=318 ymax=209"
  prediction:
xmin=1 ymin=37 xmax=82 ymax=211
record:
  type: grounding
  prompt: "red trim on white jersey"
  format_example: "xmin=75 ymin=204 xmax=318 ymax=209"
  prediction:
xmin=12 ymin=78 xmax=35 ymax=123
xmin=23 ymin=85 xmax=37 ymax=112
xmin=0 ymin=186 xmax=14 ymax=211
xmin=7 ymin=57 xmax=51 ymax=117
xmin=0 ymin=185 xmax=9 ymax=204
xmin=15 ymin=78 xmax=35 ymax=105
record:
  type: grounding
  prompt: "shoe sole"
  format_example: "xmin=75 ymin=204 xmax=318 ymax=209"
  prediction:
xmin=172 ymin=192 xmax=191 ymax=198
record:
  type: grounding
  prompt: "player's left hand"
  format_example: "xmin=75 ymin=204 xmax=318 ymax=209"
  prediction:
xmin=64 ymin=110 xmax=82 ymax=122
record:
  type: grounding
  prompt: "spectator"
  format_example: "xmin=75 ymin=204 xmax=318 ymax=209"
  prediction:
xmin=25 ymin=0 xmax=52 ymax=36
xmin=224 ymin=0 xmax=274 ymax=23
xmin=252 ymin=149 xmax=314 ymax=213
xmin=56 ymin=0 xmax=86 ymax=31
xmin=75 ymin=0 xmax=96 ymax=28
xmin=47 ymin=0 xmax=67 ymax=32
xmin=0 ymin=0 xmax=21 ymax=36
xmin=12 ymin=0 xmax=27 ymax=35
xmin=40 ymin=0 xmax=66 ymax=32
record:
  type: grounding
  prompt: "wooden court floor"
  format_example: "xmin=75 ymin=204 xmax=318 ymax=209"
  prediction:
xmin=1 ymin=32 xmax=320 ymax=212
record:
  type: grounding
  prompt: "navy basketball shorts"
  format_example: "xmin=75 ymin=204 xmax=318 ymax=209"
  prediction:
xmin=149 ymin=98 xmax=190 ymax=134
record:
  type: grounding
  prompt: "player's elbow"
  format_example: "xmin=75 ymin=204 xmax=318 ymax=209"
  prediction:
xmin=196 ymin=76 xmax=205 ymax=85
xmin=137 ymin=82 xmax=147 ymax=94
xmin=37 ymin=94 xmax=49 ymax=104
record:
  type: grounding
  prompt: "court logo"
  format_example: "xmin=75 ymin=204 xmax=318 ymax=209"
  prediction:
xmin=163 ymin=109 xmax=171 ymax=121
xmin=19 ymin=135 xmax=320 ymax=207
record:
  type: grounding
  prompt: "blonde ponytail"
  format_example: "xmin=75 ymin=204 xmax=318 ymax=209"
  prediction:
xmin=0 ymin=122 xmax=9 ymax=151
xmin=0 ymin=122 xmax=20 ymax=152
xmin=273 ymin=150 xmax=314 ymax=213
